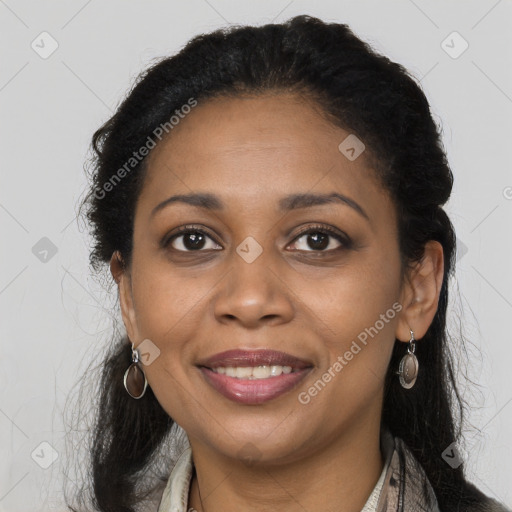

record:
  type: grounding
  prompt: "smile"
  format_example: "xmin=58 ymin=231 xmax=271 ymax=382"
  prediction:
xmin=210 ymin=365 xmax=294 ymax=379
xmin=197 ymin=349 xmax=313 ymax=404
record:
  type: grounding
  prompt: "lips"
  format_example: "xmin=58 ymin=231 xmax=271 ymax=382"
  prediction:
xmin=197 ymin=349 xmax=313 ymax=405
xmin=197 ymin=349 xmax=312 ymax=370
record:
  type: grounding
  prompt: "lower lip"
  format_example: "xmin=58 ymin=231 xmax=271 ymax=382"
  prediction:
xmin=199 ymin=367 xmax=311 ymax=404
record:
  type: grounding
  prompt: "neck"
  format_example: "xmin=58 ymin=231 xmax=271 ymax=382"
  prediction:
xmin=187 ymin=415 xmax=384 ymax=512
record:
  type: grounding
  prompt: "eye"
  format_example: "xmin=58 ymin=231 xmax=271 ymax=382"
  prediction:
xmin=288 ymin=225 xmax=351 ymax=252
xmin=163 ymin=225 xmax=222 ymax=252
xmin=162 ymin=224 xmax=351 ymax=254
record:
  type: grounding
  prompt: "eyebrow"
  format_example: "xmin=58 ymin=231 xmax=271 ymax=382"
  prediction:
xmin=150 ymin=192 xmax=369 ymax=221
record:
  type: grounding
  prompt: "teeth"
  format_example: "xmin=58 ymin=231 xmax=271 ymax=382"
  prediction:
xmin=211 ymin=365 xmax=294 ymax=379
xmin=235 ymin=367 xmax=253 ymax=378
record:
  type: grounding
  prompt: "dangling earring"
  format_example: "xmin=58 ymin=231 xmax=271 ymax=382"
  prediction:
xmin=123 ymin=342 xmax=148 ymax=399
xmin=397 ymin=329 xmax=419 ymax=389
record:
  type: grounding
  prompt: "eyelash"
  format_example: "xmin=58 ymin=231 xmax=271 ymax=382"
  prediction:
xmin=292 ymin=224 xmax=352 ymax=252
xmin=162 ymin=223 xmax=352 ymax=253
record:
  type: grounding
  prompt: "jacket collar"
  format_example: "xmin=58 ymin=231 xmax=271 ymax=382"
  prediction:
xmin=377 ymin=428 xmax=440 ymax=512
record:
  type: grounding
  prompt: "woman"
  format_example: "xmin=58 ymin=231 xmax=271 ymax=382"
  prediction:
xmin=72 ymin=15 xmax=510 ymax=512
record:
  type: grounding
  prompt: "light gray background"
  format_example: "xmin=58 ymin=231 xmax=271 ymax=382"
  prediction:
xmin=1 ymin=1 xmax=511 ymax=510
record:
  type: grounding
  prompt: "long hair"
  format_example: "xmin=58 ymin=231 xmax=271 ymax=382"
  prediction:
xmin=69 ymin=15 xmax=493 ymax=511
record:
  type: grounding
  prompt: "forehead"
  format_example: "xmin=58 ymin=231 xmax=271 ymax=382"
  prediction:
xmin=147 ymin=93 xmax=355 ymax=168
xmin=138 ymin=93 xmax=388 ymax=217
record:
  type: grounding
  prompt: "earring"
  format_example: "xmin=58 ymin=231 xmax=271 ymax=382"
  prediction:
xmin=123 ymin=342 xmax=148 ymax=399
xmin=396 ymin=330 xmax=419 ymax=389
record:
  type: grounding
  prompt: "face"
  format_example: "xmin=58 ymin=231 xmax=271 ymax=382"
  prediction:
xmin=117 ymin=92 xmax=409 ymax=464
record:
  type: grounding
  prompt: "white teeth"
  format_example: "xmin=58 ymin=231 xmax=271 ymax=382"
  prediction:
xmin=270 ymin=365 xmax=281 ymax=376
xmin=252 ymin=366 xmax=271 ymax=378
xmin=235 ymin=367 xmax=253 ymax=378
xmin=211 ymin=365 xmax=294 ymax=379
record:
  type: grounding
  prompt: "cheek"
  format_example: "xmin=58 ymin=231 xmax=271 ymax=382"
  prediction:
xmin=130 ymin=264 xmax=202 ymax=422
xmin=130 ymin=259 xmax=208 ymax=338
xmin=299 ymin=295 xmax=398 ymax=428
xmin=302 ymin=252 xmax=401 ymax=398
xmin=309 ymin=252 xmax=401 ymax=342
xmin=127 ymin=261 xmax=210 ymax=402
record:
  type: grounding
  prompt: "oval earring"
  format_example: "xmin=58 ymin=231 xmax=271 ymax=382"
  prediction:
xmin=123 ymin=342 xmax=148 ymax=399
xmin=397 ymin=330 xmax=419 ymax=389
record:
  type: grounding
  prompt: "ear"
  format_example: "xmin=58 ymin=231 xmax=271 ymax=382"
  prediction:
xmin=110 ymin=251 xmax=139 ymax=342
xmin=395 ymin=240 xmax=444 ymax=342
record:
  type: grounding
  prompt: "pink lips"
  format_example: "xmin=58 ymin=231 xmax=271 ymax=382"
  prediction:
xmin=197 ymin=349 xmax=312 ymax=405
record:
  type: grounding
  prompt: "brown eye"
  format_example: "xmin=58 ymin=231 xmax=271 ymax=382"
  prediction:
xmin=164 ymin=227 xmax=222 ymax=252
xmin=288 ymin=226 xmax=351 ymax=252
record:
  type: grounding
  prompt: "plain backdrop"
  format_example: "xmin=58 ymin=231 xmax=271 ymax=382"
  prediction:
xmin=1 ymin=1 xmax=511 ymax=510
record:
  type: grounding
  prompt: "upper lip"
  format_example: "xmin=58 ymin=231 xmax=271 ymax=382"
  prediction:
xmin=197 ymin=349 xmax=312 ymax=369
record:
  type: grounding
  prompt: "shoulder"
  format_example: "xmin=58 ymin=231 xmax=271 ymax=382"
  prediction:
xmin=390 ymin=433 xmax=510 ymax=512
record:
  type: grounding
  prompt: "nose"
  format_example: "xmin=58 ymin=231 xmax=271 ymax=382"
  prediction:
xmin=212 ymin=249 xmax=295 ymax=329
